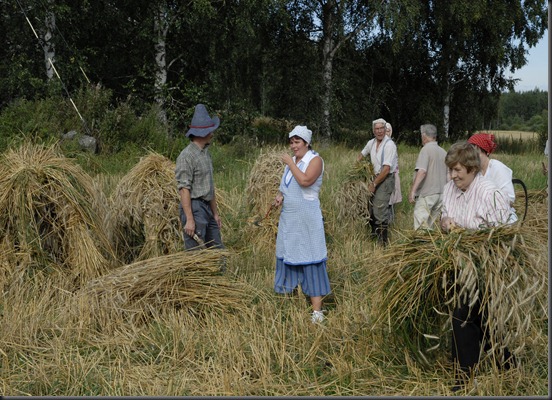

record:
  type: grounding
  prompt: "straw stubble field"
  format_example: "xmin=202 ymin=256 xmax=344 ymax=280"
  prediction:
xmin=0 ymin=140 xmax=548 ymax=396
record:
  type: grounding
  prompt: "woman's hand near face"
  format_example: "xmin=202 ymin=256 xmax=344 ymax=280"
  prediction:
xmin=281 ymin=153 xmax=294 ymax=167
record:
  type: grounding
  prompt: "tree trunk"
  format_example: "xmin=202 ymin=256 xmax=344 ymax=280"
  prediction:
xmin=321 ymin=1 xmax=336 ymax=139
xmin=443 ymin=90 xmax=450 ymax=139
xmin=43 ymin=4 xmax=55 ymax=80
xmin=154 ymin=1 xmax=169 ymax=129
xmin=442 ymin=78 xmax=452 ymax=138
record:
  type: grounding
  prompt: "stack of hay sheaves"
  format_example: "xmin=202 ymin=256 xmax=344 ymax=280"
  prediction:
xmin=371 ymin=211 xmax=547 ymax=367
xmin=334 ymin=159 xmax=375 ymax=226
xmin=245 ymin=147 xmax=285 ymax=249
xmin=107 ymin=151 xmax=233 ymax=263
xmin=107 ymin=152 xmax=183 ymax=264
xmin=0 ymin=143 xmax=114 ymax=290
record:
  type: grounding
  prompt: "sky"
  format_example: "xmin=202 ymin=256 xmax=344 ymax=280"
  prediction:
xmin=510 ymin=30 xmax=549 ymax=92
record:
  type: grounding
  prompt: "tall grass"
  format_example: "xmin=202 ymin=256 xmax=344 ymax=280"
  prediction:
xmin=0 ymin=140 xmax=547 ymax=396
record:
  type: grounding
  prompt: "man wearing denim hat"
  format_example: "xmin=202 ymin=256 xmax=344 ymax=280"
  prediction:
xmin=175 ymin=104 xmax=224 ymax=250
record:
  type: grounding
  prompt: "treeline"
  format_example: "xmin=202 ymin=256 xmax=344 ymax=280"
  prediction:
xmin=496 ymin=89 xmax=548 ymax=133
xmin=0 ymin=0 xmax=548 ymax=153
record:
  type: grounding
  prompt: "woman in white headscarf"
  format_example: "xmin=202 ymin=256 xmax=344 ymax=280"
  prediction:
xmin=273 ymin=125 xmax=331 ymax=324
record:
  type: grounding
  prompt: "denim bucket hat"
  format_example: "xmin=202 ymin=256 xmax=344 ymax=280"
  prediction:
xmin=186 ymin=104 xmax=220 ymax=137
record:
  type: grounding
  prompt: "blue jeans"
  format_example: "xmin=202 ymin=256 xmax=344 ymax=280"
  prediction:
xmin=179 ymin=199 xmax=224 ymax=250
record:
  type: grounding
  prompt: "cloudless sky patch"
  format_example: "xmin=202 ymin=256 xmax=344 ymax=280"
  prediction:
xmin=510 ymin=30 xmax=549 ymax=92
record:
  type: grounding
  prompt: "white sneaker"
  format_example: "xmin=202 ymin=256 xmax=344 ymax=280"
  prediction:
xmin=311 ymin=310 xmax=325 ymax=324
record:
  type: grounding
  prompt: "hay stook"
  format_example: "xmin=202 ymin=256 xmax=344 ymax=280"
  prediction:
xmin=244 ymin=147 xmax=285 ymax=248
xmin=107 ymin=152 xmax=183 ymax=264
xmin=334 ymin=159 xmax=375 ymax=226
xmin=0 ymin=143 xmax=115 ymax=289
xmin=71 ymin=249 xmax=249 ymax=332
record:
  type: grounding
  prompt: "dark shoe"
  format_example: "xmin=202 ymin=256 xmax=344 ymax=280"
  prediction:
xmin=369 ymin=219 xmax=377 ymax=239
xmin=450 ymin=378 xmax=477 ymax=393
xmin=376 ymin=224 xmax=389 ymax=246
xmin=451 ymin=381 xmax=463 ymax=392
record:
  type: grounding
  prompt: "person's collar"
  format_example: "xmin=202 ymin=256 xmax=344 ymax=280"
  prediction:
xmin=463 ymin=173 xmax=482 ymax=194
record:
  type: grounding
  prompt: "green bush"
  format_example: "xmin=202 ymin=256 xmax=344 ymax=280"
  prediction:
xmin=0 ymin=97 xmax=67 ymax=151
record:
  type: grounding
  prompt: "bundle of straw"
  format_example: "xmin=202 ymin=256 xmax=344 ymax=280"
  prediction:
xmin=107 ymin=152 xmax=182 ymax=264
xmin=244 ymin=147 xmax=285 ymax=247
xmin=371 ymin=223 xmax=547 ymax=367
xmin=334 ymin=159 xmax=375 ymax=225
xmin=73 ymin=250 xmax=248 ymax=330
xmin=0 ymin=143 xmax=114 ymax=288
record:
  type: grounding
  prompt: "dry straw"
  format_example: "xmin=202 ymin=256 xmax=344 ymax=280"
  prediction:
xmin=371 ymin=220 xmax=547 ymax=368
xmin=0 ymin=143 xmax=114 ymax=289
xmin=244 ymin=147 xmax=285 ymax=249
xmin=107 ymin=152 xmax=183 ymax=264
xmin=334 ymin=159 xmax=374 ymax=225
xmin=72 ymin=249 xmax=249 ymax=333
xmin=107 ymin=151 xmax=233 ymax=264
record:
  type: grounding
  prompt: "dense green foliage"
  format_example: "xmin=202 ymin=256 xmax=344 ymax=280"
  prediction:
xmin=496 ymin=89 xmax=549 ymax=147
xmin=0 ymin=0 xmax=547 ymax=149
xmin=0 ymin=85 xmax=548 ymax=157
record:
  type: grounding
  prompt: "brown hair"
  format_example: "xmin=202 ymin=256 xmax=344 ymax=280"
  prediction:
xmin=445 ymin=141 xmax=481 ymax=174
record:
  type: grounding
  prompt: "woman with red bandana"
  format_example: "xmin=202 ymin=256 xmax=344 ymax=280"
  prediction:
xmin=467 ymin=133 xmax=517 ymax=223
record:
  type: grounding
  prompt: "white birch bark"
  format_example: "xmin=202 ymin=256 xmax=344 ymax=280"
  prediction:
xmin=43 ymin=5 xmax=55 ymax=80
xmin=443 ymin=89 xmax=450 ymax=139
xmin=154 ymin=1 xmax=169 ymax=126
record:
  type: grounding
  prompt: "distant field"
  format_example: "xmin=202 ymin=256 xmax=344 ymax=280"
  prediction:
xmin=487 ymin=130 xmax=538 ymax=141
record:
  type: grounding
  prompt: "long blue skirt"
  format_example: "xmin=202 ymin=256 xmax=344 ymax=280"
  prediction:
xmin=274 ymin=258 xmax=331 ymax=297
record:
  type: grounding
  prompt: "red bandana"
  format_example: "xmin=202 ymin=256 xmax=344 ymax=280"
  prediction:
xmin=468 ymin=133 xmax=497 ymax=154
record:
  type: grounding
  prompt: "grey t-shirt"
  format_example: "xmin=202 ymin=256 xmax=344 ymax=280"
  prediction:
xmin=414 ymin=141 xmax=447 ymax=197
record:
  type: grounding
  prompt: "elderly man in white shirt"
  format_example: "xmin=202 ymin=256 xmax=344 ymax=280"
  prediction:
xmin=357 ymin=118 xmax=398 ymax=245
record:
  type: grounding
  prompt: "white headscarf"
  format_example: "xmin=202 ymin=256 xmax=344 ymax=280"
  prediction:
xmin=289 ymin=125 xmax=312 ymax=144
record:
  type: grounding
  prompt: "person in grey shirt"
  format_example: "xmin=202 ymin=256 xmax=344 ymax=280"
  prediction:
xmin=408 ymin=124 xmax=448 ymax=230
xmin=175 ymin=104 xmax=224 ymax=250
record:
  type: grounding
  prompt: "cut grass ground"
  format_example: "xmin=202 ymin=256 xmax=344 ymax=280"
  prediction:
xmin=0 ymin=141 xmax=548 ymax=396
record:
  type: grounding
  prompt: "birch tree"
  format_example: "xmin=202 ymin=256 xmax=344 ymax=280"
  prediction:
xmin=154 ymin=0 xmax=170 ymax=126
xmin=42 ymin=0 xmax=56 ymax=80
xmin=291 ymin=0 xmax=383 ymax=138
xmin=386 ymin=0 xmax=548 ymax=138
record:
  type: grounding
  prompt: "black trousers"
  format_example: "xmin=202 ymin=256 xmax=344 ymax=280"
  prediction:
xmin=451 ymin=298 xmax=484 ymax=373
xmin=451 ymin=296 xmax=515 ymax=375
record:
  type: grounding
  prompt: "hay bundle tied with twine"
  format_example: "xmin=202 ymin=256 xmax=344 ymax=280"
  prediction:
xmin=371 ymin=223 xmax=547 ymax=367
xmin=108 ymin=152 xmax=183 ymax=264
xmin=334 ymin=159 xmax=374 ymax=225
xmin=72 ymin=249 xmax=248 ymax=330
xmin=0 ymin=143 xmax=114 ymax=288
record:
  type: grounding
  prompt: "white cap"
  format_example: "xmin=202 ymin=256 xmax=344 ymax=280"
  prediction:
xmin=289 ymin=125 xmax=312 ymax=144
